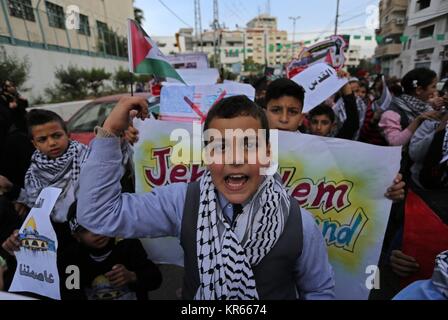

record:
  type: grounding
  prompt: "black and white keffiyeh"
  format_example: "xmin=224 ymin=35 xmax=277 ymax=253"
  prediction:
xmin=195 ymin=170 xmax=290 ymax=300
xmin=442 ymin=122 xmax=448 ymax=165
xmin=18 ymin=140 xmax=89 ymax=222
xmin=432 ymin=250 xmax=448 ymax=299
xmin=392 ymin=94 xmax=433 ymax=122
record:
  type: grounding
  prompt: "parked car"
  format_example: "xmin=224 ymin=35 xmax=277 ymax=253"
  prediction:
xmin=67 ymin=93 xmax=155 ymax=145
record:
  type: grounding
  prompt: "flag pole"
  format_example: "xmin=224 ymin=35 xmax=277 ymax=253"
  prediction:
xmin=127 ymin=18 xmax=134 ymax=97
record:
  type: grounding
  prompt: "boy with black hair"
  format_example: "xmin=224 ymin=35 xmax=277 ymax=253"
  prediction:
xmin=15 ymin=109 xmax=88 ymax=222
xmin=308 ymin=104 xmax=337 ymax=137
xmin=77 ymin=95 xmax=335 ymax=300
xmin=66 ymin=202 xmax=162 ymax=300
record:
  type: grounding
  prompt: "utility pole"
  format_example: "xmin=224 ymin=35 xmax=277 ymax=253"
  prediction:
xmin=212 ymin=0 xmax=220 ymax=68
xmin=289 ymin=16 xmax=300 ymax=58
xmin=194 ymin=0 xmax=203 ymax=52
xmin=334 ymin=0 xmax=340 ymax=35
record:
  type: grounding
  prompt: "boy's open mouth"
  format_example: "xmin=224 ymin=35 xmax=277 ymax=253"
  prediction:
xmin=224 ymin=174 xmax=249 ymax=191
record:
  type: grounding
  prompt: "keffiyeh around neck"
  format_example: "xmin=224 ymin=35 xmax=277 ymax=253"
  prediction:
xmin=432 ymin=250 xmax=448 ymax=299
xmin=442 ymin=122 xmax=448 ymax=165
xmin=18 ymin=140 xmax=88 ymax=222
xmin=393 ymin=94 xmax=433 ymax=122
xmin=195 ymin=170 xmax=290 ymax=300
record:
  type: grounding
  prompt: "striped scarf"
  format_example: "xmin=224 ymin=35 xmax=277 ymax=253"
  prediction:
xmin=18 ymin=140 xmax=89 ymax=222
xmin=442 ymin=122 xmax=448 ymax=165
xmin=432 ymin=250 xmax=448 ymax=299
xmin=195 ymin=170 xmax=290 ymax=300
xmin=392 ymin=94 xmax=433 ymax=122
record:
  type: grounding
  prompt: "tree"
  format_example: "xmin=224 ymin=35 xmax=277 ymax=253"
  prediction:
xmin=114 ymin=67 xmax=152 ymax=91
xmin=83 ymin=68 xmax=111 ymax=95
xmin=243 ymin=57 xmax=264 ymax=75
xmin=0 ymin=47 xmax=30 ymax=90
xmin=45 ymin=65 xmax=87 ymax=102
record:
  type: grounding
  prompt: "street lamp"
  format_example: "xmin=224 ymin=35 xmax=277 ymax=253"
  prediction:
xmin=289 ymin=16 xmax=301 ymax=58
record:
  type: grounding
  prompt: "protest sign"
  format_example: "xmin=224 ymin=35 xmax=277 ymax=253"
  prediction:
xmin=292 ymin=63 xmax=348 ymax=113
xmin=287 ymin=35 xmax=347 ymax=78
xmin=160 ymin=83 xmax=255 ymax=122
xmin=133 ymin=119 xmax=402 ymax=299
xmin=166 ymin=68 xmax=220 ymax=86
xmin=9 ymin=187 xmax=62 ymax=300
xmin=166 ymin=53 xmax=209 ymax=69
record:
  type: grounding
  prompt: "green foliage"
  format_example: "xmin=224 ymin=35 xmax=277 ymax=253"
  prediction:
xmin=83 ymin=68 xmax=111 ymax=95
xmin=0 ymin=47 xmax=31 ymax=90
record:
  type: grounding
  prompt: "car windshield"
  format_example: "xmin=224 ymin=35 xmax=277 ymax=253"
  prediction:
xmin=67 ymin=101 xmax=117 ymax=133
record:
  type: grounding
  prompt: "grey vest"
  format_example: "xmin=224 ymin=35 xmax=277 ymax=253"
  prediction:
xmin=180 ymin=181 xmax=303 ymax=300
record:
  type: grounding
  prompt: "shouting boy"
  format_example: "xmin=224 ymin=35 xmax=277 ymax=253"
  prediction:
xmin=77 ymin=96 xmax=335 ymax=300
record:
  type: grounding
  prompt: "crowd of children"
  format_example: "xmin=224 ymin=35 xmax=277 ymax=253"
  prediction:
xmin=0 ymin=66 xmax=447 ymax=300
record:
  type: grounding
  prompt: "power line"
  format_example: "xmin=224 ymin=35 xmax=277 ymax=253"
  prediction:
xmin=158 ymin=0 xmax=193 ymax=28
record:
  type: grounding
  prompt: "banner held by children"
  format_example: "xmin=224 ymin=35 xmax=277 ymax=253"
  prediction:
xmin=132 ymin=119 xmax=402 ymax=300
xmin=9 ymin=187 xmax=62 ymax=300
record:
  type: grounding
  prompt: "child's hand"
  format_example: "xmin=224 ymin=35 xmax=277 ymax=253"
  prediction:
xmin=1 ymin=230 xmax=20 ymax=256
xmin=390 ymin=250 xmax=419 ymax=278
xmin=124 ymin=124 xmax=140 ymax=145
xmin=0 ymin=175 xmax=13 ymax=193
xmin=105 ymin=264 xmax=137 ymax=288
xmin=385 ymin=173 xmax=406 ymax=202
xmin=103 ymin=97 xmax=148 ymax=136
xmin=14 ymin=202 xmax=29 ymax=218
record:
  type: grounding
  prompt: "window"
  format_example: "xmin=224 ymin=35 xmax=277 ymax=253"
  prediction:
xmin=408 ymin=38 xmax=412 ymax=50
xmin=78 ymin=14 xmax=90 ymax=36
xmin=417 ymin=0 xmax=431 ymax=11
xmin=419 ymin=25 xmax=435 ymax=39
xmin=45 ymin=1 xmax=65 ymax=29
xmin=8 ymin=0 xmax=35 ymax=21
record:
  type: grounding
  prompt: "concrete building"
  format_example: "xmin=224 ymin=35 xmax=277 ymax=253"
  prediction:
xmin=395 ymin=0 xmax=448 ymax=79
xmin=245 ymin=14 xmax=290 ymax=66
xmin=153 ymin=28 xmax=194 ymax=56
xmin=193 ymin=14 xmax=291 ymax=72
xmin=0 ymin=0 xmax=134 ymax=101
xmin=374 ymin=0 xmax=408 ymax=77
xmin=345 ymin=45 xmax=362 ymax=68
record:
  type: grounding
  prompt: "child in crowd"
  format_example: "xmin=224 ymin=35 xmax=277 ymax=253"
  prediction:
xmin=262 ymin=77 xmax=405 ymax=201
xmin=15 ymin=109 xmax=89 ymax=222
xmin=393 ymin=250 xmax=448 ymax=300
xmin=379 ymin=68 xmax=441 ymax=147
xmin=66 ymin=202 xmax=162 ymax=300
xmin=77 ymin=95 xmax=336 ymax=300
xmin=0 ymin=254 xmax=6 ymax=291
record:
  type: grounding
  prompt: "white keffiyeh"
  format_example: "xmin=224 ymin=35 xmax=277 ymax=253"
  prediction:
xmin=442 ymin=122 xmax=448 ymax=165
xmin=432 ymin=250 xmax=448 ymax=299
xmin=18 ymin=140 xmax=89 ymax=222
xmin=195 ymin=170 xmax=290 ymax=300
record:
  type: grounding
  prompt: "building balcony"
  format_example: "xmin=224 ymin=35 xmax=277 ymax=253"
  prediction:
xmin=375 ymin=43 xmax=403 ymax=58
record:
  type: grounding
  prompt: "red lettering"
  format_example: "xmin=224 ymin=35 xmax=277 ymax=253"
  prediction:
xmin=144 ymin=148 xmax=171 ymax=187
xmin=291 ymin=183 xmax=311 ymax=206
xmin=312 ymin=181 xmax=350 ymax=212
xmin=170 ymin=165 xmax=188 ymax=183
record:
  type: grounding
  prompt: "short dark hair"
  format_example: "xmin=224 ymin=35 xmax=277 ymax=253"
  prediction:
xmin=308 ymin=104 xmax=336 ymax=123
xmin=203 ymin=95 xmax=270 ymax=144
xmin=401 ymin=68 xmax=437 ymax=95
xmin=265 ymin=78 xmax=305 ymax=109
xmin=27 ymin=109 xmax=67 ymax=138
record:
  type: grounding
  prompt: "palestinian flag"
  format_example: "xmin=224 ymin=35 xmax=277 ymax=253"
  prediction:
xmin=127 ymin=19 xmax=185 ymax=83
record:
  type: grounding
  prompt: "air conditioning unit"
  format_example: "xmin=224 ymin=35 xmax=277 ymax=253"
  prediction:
xmin=396 ymin=18 xmax=405 ymax=25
